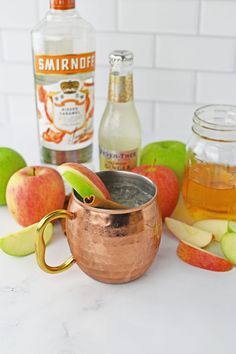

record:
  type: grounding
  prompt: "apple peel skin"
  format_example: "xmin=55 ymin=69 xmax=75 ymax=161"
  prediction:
xmin=58 ymin=163 xmax=111 ymax=200
xmin=177 ymin=241 xmax=233 ymax=272
xmin=6 ymin=166 xmax=65 ymax=227
xmin=165 ymin=217 xmax=213 ymax=248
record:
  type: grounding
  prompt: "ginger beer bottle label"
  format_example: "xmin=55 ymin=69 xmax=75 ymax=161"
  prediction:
xmin=99 ymin=147 xmax=138 ymax=170
xmin=34 ymin=52 xmax=95 ymax=151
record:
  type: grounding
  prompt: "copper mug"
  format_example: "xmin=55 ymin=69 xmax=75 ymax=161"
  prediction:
xmin=35 ymin=171 xmax=162 ymax=284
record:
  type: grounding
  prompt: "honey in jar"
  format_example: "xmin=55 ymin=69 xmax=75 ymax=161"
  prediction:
xmin=183 ymin=105 xmax=236 ymax=221
xmin=183 ymin=163 xmax=236 ymax=220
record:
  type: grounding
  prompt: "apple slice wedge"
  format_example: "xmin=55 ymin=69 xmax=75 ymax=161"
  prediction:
xmin=0 ymin=222 xmax=53 ymax=257
xmin=228 ymin=221 xmax=236 ymax=233
xmin=204 ymin=240 xmax=226 ymax=259
xmin=221 ymin=232 xmax=236 ymax=265
xmin=165 ymin=217 xmax=212 ymax=247
xmin=193 ymin=219 xmax=228 ymax=242
xmin=58 ymin=163 xmax=111 ymax=200
xmin=177 ymin=241 xmax=233 ymax=272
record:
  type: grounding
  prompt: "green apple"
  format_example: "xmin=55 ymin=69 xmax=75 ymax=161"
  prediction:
xmin=140 ymin=141 xmax=186 ymax=182
xmin=0 ymin=222 xmax=53 ymax=257
xmin=0 ymin=147 xmax=26 ymax=205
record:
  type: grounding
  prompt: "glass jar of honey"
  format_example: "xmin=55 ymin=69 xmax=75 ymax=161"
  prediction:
xmin=183 ymin=105 xmax=236 ymax=221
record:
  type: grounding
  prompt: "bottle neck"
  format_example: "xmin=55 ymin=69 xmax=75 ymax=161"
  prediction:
xmin=50 ymin=0 xmax=75 ymax=11
xmin=108 ymin=72 xmax=134 ymax=103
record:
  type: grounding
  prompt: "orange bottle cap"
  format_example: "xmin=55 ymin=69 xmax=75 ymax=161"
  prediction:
xmin=50 ymin=0 xmax=75 ymax=10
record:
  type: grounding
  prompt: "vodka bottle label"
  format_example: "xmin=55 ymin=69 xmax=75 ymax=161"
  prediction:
xmin=34 ymin=52 xmax=95 ymax=151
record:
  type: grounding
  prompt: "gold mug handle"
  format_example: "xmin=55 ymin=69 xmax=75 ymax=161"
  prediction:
xmin=36 ymin=209 xmax=76 ymax=274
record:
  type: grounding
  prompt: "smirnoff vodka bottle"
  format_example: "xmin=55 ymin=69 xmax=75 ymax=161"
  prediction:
xmin=31 ymin=0 xmax=95 ymax=165
xmin=99 ymin=50 xmax=141 ymax=171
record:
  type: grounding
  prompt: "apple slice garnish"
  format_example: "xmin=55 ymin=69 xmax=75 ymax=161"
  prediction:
xmin=193 ymin=219 xmax=228 ymax=242
xmin=0 ymin=222 xmax=53 ymax=257
xmin=58 ymin=163 xmax=111 ymax=200
xmin=221 ymin=232 xmax=236 ymax=265
xmin=165 ymin=217 xmax=212 ymax=247
xmin=177 ymin=241 xmax=233 ymax=272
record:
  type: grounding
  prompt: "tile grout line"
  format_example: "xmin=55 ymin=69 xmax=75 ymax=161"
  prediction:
xmin=5 ymin=95 xmax=11 ymax=125
xmin=197 ymin=0 xmax=202 ymax=35
xmin=233 ymin=39 xmax=236 ymax=72
xmin=0 ymin=30 xmax=4 ymax=63
xmin=151 ymin=101 xmax=157 ymax=134
xmin=1 ymin=28 xmax=236 ymax=41
xmin=152 ymin=34 xmax=157 ymax=68
xmin=116 ymin=0 xmax=119 ymax=32
xmin=97 ymin=64 xmax=235 ymax=75
xmin=35 ymin=0 xmax=42 ymax=22
xmin=193 ymin=71 xmax=198 ymax=104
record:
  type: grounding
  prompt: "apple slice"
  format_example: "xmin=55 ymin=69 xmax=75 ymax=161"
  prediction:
xmin=177 ymin=241 xmax=233 ymax=272
xmin=221 ymin=232 xmax=236 ymax=265
xmin=58 ymin=163 xmax=111 ymax=200
xmin=165 ymin=217 xmax=212 ymax=247
xmin=228 ymin=221 xmax=236 ymax=233
xmin=0 ymin=222 xmax=53 ymax=257
xmin=193 ymin=219 xmax=228 ymax=242
xmin=204 ymin=240 xmax=226 ymax=259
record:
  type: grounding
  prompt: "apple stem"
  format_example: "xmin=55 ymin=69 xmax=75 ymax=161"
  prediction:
xmin=32 ymin=167 xmax=36 ymax=176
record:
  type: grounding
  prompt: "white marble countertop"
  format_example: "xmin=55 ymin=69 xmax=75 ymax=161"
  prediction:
xmin=1 ymin=212 xmax=236 ymax=354
xmin=0 ymin=130 xmax=236 ymax=354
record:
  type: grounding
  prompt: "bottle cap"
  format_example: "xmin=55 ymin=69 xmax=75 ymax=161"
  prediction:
xmin=50 ymin=0 xmax=75 ymax=10
xmin=109 ymin=50 xmax=134 ymax=65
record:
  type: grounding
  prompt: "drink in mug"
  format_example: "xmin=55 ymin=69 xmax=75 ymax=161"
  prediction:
xmin=36 ymin=171 xmax=162 ymax=284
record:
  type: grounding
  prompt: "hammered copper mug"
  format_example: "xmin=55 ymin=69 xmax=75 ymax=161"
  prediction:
xmin=35 ymin=171 xmax=162 ymax=284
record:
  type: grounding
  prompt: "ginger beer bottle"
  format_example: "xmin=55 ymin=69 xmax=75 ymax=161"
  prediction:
xmin=99 ymin=50 xmax=141 ymax=171
xmin=31 ymin=0 xmax=95 ymax=165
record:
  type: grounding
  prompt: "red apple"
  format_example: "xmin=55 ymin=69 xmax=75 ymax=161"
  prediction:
xmin=6 ymin=166 xmax=65 ymax=226
xmin=177 ymin=241 xmax=233 ymax=272
xmin=132 ymin=165 xmax=179 ymax=218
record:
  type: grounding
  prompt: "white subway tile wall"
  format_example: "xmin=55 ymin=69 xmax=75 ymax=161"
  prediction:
xmin=1 ymin=0 xmax=236 ymax=144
